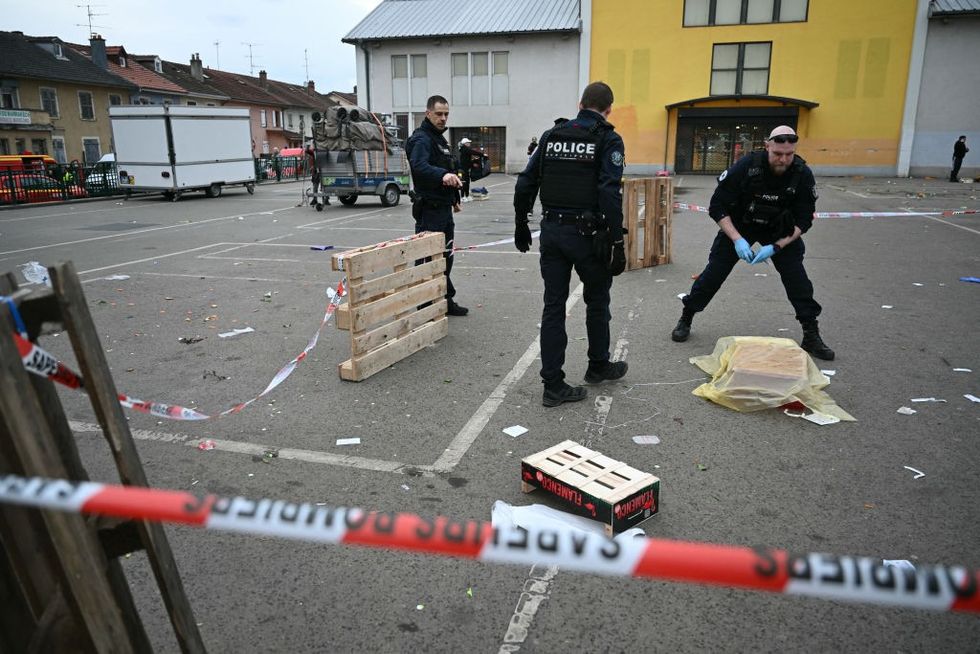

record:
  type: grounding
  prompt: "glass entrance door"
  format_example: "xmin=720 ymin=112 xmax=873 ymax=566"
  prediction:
xmin=675 ymin=117 xmax=794 ymax=174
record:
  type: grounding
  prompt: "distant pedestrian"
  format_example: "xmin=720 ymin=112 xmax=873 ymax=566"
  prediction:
xmin=950 ymin=135 xmax=969 ymax=182
xmin=527 ymin=136 xmax=538 ymax=156
xmin=458 ymin=138 xmax=474 ymax=202
xmin=272 ymin=147 xmax=282 ymax=182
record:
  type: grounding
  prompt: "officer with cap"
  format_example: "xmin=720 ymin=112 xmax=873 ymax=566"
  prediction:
xmin=514 ymin=81 xmax=628 ymax=407
xmin=671 ymin=125 xmax=835 ymax=360
xmin=406 ymin=94 xmax=468 ymax=316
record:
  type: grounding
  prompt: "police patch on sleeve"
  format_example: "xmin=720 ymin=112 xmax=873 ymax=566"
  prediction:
xmin=610 ymin=150 xmax=624 ymax=167
xmin=718 ymin=170 xmax=728 ymax=182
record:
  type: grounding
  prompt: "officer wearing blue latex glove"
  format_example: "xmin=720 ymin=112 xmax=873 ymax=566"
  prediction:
xmin=670 ymin=126 xmax=835 ymax=361
xmin=734 ymin=238 xmax=754 ymax=263
xmin=751 ymin=244 xmax=776 ymax=264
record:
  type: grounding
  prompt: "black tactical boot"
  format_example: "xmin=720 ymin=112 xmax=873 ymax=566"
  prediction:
xmin=671 ymin=310 xmax=695 ymax=342
xmin=584 ymin=360 xmax=628 ymax=383
xmin=800 ymin=320 xmax=835 ymax=361
xmin=447 ymin=301 xmax=469 ymax=316
xmin=542 ymin=381 xmax=587 ymax=407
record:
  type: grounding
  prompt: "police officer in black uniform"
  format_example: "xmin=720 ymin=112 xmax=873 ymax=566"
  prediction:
xmin=671 ymin=125 xmax=835 ymax=360
xmin=514 ymin=82 xmax=629 ymax=407
xmin=405 ymin=94 xmax=468 ymax=316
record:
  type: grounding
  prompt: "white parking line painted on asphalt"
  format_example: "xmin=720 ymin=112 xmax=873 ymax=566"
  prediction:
xmin=432 ymin=283 xmax=586 ymax=472
xmin=296 ymin=207 xmax=393 ymax=229
xmin=922 ymin=214 xmax=980 ymax=236
xmin=0 ymin=202 xmax=154 ymax=223
xmin=68 ymin=420 xmax=432 ymax=474
xmin=0 ymin=206 xmax=296 ymax=256
xmin=138 ymin=272 xmax=290 ymax=283
xmin=199 ymin=256 xmax=302 ymax=263
xmin=78 ymin=243 xmax=229 ymax=280
xmin=455 ymin=266 xmax=527 ymax=271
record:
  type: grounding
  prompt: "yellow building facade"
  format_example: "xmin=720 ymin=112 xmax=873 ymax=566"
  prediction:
xmin=590 ymin=0 xmax=918 ymax=175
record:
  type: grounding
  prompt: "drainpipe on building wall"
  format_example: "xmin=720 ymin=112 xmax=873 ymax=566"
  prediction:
xmin=897 ymin=0 xmax=931 ymax=177
xmin=360 ymin=43 xmax=372 ymax=111
xmin=578 ymin=0 xmax=592 ymax=92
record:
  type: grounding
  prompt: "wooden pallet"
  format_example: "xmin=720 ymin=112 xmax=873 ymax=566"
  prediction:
xmin=522 ymin=440 xmax=660 ymax=536
xmin=623 ymin=177 xmax=673 ymax=270
xmin=331 ymin=232 xmax=448 ymax=381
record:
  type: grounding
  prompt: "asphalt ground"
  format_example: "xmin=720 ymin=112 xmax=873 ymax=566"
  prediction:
xmin=1 ymin=174 xmax=978 ymax=652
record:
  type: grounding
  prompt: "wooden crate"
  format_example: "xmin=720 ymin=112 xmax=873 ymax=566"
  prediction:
xmin=331 ymin=232 xmax=448 ymax=381
xmin=623 ymin=177 xmax=673 ymax=270
xmin=522 ymin=440 xmax=660 ymax=536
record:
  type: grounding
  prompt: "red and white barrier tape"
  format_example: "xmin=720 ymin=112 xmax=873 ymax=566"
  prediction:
xmin=1 ymin=473 xmax=977 ymax=614
xmin=672 ymin=202 xmax=979 ymax=219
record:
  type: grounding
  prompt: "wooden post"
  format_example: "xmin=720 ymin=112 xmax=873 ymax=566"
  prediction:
xmin=622 ymin=177 xmax=673 ymax=269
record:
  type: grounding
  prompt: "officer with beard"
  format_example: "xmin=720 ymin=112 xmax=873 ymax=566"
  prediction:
xmin=671 ymin=125 xmax=835 ymax=360
xmin=514 ymin=81 xmax=628 ymax=407
xmin=406 ymin=94 xmax=468 ymax=316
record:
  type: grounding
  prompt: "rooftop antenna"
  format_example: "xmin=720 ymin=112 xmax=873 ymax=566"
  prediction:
xmin=242 ymin=42 xmax=262 ymax=76
xmin=75 ymin=3 xmax=108 ymax=38
xmin=214 ymin=40 xmax=220 ymax=69
xmin=304 ymin=48 xmax=310 ymax=84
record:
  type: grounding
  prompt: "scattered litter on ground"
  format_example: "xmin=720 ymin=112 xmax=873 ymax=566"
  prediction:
xmin=965 ymin=394 xmax=980 ymax=403
xmin=310 ymin=245 xmax=334 ymax=251
xmin=197 ymin=439 xmax=216 ymax=451
xmin=777 ymin=328 xmax=789 ymax=332
xmin=401 ymin=484 xmax=410 ymax=491
xmin=903 ymin=466 xmax=925 ymax=480
xmin=910 ymin=397 xmax=946 ymax=403
xmin=881 ymin=305 xmax=894 ymax=309
xmin=896 ymin=406 xmax=917 ymax=415
xmin=466 ymin=587 xmax=473 ymax=598
xmin=416 ymin=605 xmax=424 ymax=611
xmin=913 ymin=283 xmax=924 ymax=287
xmin=821 ymin=369 xmax=836 ymax=376
xmin=178 ymin=336 xmax=204 ymax=344
xmin=883 ymin=560 xmax=916 ymax=572
xmin=697 ymin=463 xmax=708 ymax=471
xmin=953 ymin=368 xmax=972 ymax=373
xmin=203 ymin=370 xmax=229 ymax=381
xmin=655 ymin=279 xmax=666 ymax=283
xmin=491 ymin=500 xmax=644 ymax=542
xmin=676 ymin=293 xmax=687 ymax=300
xmin=218 ymin=327 xmax=255 ymax=338
xmin=336 ymin=437 xmax=360 ymax=446
xmin=632 ymin=435 xmax=660 ymax=445
xmin=20 ymin=261 xmax=50 ymax=286
xmin=803 ymin=412 xmax=840 ymax=426
xmin=503 ymin=425 xmax=528 ymax=438
xmin=104 ymin=274 xmax=130 ymax=281
xmin=959 ymin=277 xmax=980 ymax=284
xmin=754 ymin=273 xmax=767 ymax=277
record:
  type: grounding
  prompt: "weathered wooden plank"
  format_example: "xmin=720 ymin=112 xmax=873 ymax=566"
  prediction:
xmin=352 ymin=300 xmax=447 ymax=355
xmin=341 ymin=317 xmax=448 ymax=382
xmin=348 ymin=258 xmax=445 ymax=306
xmin=49 ymin=261 xmax=205 ymax=654
xmin=349 ymin=277 xmax=446 ymax=333
xmin=335 ymin=303 xmax=351 ymax=331
xmin=337 ymin=232 xmax=446 ymax=279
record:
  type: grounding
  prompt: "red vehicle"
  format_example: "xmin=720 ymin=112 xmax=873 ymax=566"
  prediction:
xmin=0 ymin=173 xmax=88 ymax=204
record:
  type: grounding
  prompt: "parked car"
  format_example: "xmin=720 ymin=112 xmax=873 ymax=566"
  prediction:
xmin=84 ymin=153 xmax=119 ymax=191
xmin=0 ymin=173 xmax=88 ymax=204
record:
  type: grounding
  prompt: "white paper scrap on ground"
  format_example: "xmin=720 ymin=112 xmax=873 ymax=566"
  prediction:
xmin=804 ymin=412 xmax=840 ymax=426
xmin=655 ymin=279 xmax=666 ymax=283
xmin=336 ymin=437 xmax=361 ymax=446
xmin=965 ymin=394 xmax=980 ymax=404
xmin=896 ymin=406 xmax=917 ymax=415
xmin=502 ymin=425 xmax=528 ymax=438
xmin=913 ymin=283 xmax=924 ymax=287
xmin=491 ymin=501 xmax=644 ymax=543
xmin=754 ymin=273 xmax=768 ymax=277
xmin=903 ymin=466 xmax=925 ymax=479
xmin=676 ymin=293 xmax=687 ymax=300
xmin=953 ymin=368 xmax=972 ymax=373
xmin=881 ymin=305 xmax=894 ymax=309
xmin=218 ymin=327 xmax=255 ymax=338
xmin=104 ymin=274 xmax=130 ymax=281
xmin=910 ymin=397 xmax=946 ymax=403
xmin=821 ymin=370 xmax=836 ymax=376
xmin=883 ymin=559 xmax=916 ymax=572
xmin=632 ymin=435 xmax=660 ymax=445
xmin=777 ymin=328 xmax=789 ymax=332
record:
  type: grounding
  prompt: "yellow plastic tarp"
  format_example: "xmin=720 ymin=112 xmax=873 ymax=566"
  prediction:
xmin=690 ymin=336 xmax=855 ymax=421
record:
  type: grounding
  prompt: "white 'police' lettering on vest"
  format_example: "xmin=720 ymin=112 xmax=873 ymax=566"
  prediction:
xmin=545 ymin=140 xmax=597 ymax=161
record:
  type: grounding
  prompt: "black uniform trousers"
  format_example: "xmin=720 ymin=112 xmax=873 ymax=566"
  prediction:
xmin=415 ymin=203 xmax=456 ymax=300
xmin=683 ymin=230 xmax=821 ymax=322
xmin=951 ymin=156 xmax=964 ymax=181
xmin=539 ymin=219 xmax=612 ymax=385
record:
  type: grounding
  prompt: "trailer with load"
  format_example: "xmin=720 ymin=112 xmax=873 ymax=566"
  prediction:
xmin=307 ymin=106 xmax=409 ymax=210
xmin=109 ymin=105 xmax=256 ymax=201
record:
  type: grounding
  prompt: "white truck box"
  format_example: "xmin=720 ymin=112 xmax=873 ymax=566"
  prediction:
xmin=109 ymin=106 xmax=255 ymax=199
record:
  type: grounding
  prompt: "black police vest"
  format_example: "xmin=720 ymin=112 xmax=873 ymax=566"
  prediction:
xmin=739 ymin=151 xmax=803 ymax=237
xmin=538 ymin=122 xmax=606 ymax=211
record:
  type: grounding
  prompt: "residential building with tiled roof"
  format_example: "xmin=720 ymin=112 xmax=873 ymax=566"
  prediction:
xmin=0 ymin=31 xmax=135 ymax=163
xmin=66 ymin=41 xmax=188 ymax=105
xmin=147 ymin=55 xmax=230 ymax=107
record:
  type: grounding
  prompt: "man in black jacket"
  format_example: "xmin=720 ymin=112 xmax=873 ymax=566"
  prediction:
xmin=405 ymin=95 xmax=468 ymax=316
xmin=671 ymin=125 xmax=835 ymax=361
xmin=514 ymin=81 xmax=629 ymax=407
xmin=951 ymin=135 xmax=969 ymax=182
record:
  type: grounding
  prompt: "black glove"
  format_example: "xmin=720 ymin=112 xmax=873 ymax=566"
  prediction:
xmin=515 ymin=219 xmax=532 ymax=253
xmin=610 ymin=241 xmax=626 ymax=276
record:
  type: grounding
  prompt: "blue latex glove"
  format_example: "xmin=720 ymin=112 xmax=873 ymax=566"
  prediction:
xmin=751 ymin=244 xmax=775 ymax=264
xmin=734 ymin=238 xmax=754 ymax=263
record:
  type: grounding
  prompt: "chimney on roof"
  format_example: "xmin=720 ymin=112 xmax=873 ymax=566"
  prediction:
xmin=307 ymin=80 xmax=315 ymax=95
xmin=259 ymin=70 xmax=268 ymax=88
xmin=190 ymin=53 xmax=203 ymax=81
xmin=90 ymin=34 xmax=107 ymax=69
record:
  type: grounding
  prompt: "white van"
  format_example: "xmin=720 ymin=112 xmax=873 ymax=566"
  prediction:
xmin=85 ymin=153 xmax=118 ymax=191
